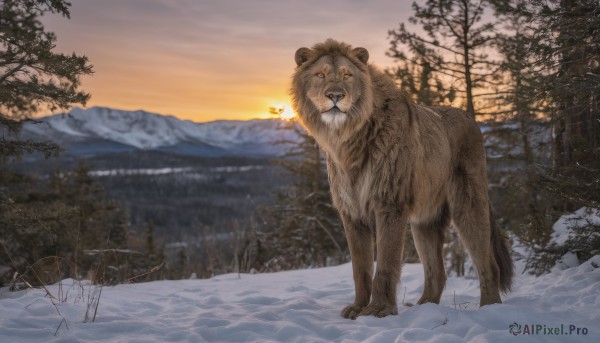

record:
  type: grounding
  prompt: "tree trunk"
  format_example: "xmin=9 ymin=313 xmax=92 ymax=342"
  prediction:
xmin=463 ymin=5 xmax=475 ymax=116
xmin=554 ymin=0 xmax=576 ymax=168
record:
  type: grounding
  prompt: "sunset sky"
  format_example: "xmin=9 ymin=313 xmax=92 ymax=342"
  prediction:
xmin=43 ymin=0 xmax=412 ymax=122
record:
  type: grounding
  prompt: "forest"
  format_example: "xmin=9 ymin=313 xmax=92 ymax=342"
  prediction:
xmin=0 ymin=0 xmax=599 ymax=287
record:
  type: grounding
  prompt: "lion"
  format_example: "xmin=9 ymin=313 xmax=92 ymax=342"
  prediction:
xmin=291 ymin=39 xmax=513 ymax=319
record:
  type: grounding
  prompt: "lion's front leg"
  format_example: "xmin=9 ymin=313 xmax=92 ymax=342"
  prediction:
xmin=340 ymin=216 xmax=373 ymax=319
xmin=359 ymin=208 xmax=406 ymax=318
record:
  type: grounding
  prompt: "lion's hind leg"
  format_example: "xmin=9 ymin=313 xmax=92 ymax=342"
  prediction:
xmin=449 ymin=165 xmax=502 ymax=306
xmin=411 ymin=203 xmax=449 ymax=305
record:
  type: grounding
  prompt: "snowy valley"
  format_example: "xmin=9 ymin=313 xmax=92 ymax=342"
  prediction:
xmin=10 ymin=107 xmax=299 ymax=250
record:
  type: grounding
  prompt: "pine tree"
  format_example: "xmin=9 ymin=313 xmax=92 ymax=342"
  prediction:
xmin=516 ymin=1 xmax=600 ymax=207
xmin=484 ymin=0 xmax=554 ymax=247
xmin=0 ymin=179 xmax=79 ymax=286
xmin=259 ymin=124 xmax=347 ymax=270
xmin=146 ymin=221 xmax=156 ymax=256
xmin=0 ymin=162 xmax=130 ymax=286
xmin=0 ymin=0 xmax=93 ymax=285
xmin=388 ymin=0 xmax=500 ymax=116
xmin=518 ymin=0 xmax=600 ymax=203
xmin=59 ymin=163 xmax=130 ymax=283
xmin=387 ymin=54 xmax=456 ymax=106
xmin=0 ymin=0 xmax=92 ymax=160
xmin=489 ymin=0 xmax=600 ymax=273
xmin=546 ymin=1 xmax=600 ymax=172
xmin=526 ymin=0 xmax=600 ymax=273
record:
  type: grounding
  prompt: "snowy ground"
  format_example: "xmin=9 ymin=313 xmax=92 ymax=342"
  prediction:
xmin=1 ymin=255 xmax=598 ymax=343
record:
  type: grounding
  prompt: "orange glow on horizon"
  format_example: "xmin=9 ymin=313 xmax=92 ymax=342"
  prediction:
xmin=279 ymin=105 xmax=296 ymax=121
xmin=70 ymin=68 xmax=295 ymax=123
xmin=268 ymin=101 xmax=297 ymax=121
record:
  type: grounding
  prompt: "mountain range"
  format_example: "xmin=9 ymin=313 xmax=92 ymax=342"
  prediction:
xmin=19 ymin=107 xmax=301 ymax=157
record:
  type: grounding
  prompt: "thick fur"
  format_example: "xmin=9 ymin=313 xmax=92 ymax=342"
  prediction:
xmin=291 ymin=39 xmax=513 ymax=319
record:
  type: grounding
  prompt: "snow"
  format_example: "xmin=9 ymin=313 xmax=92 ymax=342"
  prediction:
xmin=551 ymin=207 xmax=600 ymax=245
xmin=544 ymin=207 xmax=600 ymax=272
xmin=89 ymin=167 xmax=194 ymax=177
xmin=88 ymin=165 xmax=264 ymax=177
xmin=553 ymin=251 xmax=581 ymax=271
xmin=1 ymin=257 xmax=598 ymax=342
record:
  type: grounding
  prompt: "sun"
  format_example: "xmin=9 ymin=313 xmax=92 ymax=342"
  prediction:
xmin=268 ymin=102 xmax=297 ymax=121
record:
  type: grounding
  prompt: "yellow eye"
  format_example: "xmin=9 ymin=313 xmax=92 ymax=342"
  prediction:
xmin=316 ymin=73 xmax=325 ymax=78
xmin=343 ymin=73 xmax=352 ymax=79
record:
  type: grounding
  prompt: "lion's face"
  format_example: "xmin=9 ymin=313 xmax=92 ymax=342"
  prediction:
xmin=303 ymin=55 xmax=362 ymax=128
xmin=292 ymin=41 xmax=373 ymax=131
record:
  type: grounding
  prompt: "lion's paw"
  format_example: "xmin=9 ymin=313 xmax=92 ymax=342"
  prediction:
xmin=341 ymin=303 xmax=365 ymax=320
xmin=358 ymin=302 xmax=398 ymax=318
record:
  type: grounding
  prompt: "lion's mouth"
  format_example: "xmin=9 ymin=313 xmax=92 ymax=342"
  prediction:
xmin=324 ymin=106 xmax=345 ymax=116
xmin=320 ymin=106 xmax=348 ymax=128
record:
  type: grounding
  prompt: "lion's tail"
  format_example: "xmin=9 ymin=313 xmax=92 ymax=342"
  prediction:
xmin=489 ymin=202 xmax=514 ymax=293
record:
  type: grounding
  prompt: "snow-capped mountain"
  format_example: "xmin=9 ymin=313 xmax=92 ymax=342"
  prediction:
xmin=21 ymin=107 xmax=301 ymax=157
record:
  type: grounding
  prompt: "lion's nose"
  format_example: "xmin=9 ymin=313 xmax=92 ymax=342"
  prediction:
xmin=326 ymin=91 xmax=345 ymax=103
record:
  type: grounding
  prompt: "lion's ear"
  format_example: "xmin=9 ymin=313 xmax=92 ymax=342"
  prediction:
xmin=352 ymin=47 xmax=369 ymax=65
xmin=295 ymin=47 xmax=313 ymax=66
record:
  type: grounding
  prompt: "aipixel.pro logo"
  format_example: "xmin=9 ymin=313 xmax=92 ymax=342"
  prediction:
xmin=509 ymin=322 xmax=588 ymax=336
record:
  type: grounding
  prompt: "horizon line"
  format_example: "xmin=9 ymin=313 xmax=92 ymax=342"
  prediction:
xmin=45 ymin=105 xmax=286 ymax=124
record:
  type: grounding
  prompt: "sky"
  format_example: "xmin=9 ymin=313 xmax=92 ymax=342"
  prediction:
xmin=43 ymin=0 xmax=412 ymax=122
